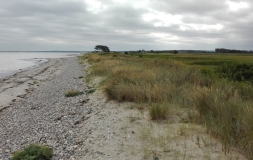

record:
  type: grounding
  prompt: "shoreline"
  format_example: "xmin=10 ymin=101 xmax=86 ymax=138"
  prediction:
xmin=0 ymin=57 xmax=68 ymax=110
xmin=0 ymin=52 xmax=83 ymax=80
xmin=0 ymin=58 xmax=48 ymax=80
xmin=0 ymin=56 xmax=89 ymax=159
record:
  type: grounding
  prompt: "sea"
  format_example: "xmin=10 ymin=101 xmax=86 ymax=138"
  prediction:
xmin=0 ymin=52 xmax=85 ymax=79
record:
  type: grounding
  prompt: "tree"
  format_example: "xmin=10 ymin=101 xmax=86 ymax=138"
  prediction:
xmin=173 ymin=50 xmax=178 ymax=54
xmin=94 ymin=45 xmax=110 ymax=52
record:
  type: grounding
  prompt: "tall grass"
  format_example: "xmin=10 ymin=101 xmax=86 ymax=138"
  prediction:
xmin=82 ymin=53 xmax=253 ymax=158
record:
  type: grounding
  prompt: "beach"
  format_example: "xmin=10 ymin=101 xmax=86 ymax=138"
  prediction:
xmin=0 ymin=56 xmax=91 ymax=159
xmin=0 ymin=56 xmax=145 ymax=160
xmin=0 ymin=55 xmax=248 ymax=160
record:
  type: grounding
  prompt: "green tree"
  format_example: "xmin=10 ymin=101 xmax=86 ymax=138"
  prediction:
xmin=94 ymin=45 xmax=110 ymax=52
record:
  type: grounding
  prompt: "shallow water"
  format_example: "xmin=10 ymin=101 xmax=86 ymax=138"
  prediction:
xmin=0 ymin=52 xmax=83 ymax=79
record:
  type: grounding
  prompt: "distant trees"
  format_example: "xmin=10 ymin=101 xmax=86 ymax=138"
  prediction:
xmin=215 ymin=48 xmax=251 ymax=53
xmin=94 ymin=45 xmax=110 ymax=52
xmin=173 ymin=50 xmax=178 ymax=54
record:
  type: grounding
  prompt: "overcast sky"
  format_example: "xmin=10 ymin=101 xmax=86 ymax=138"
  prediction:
xmin=0 ymin=0 xmax=252 ymax=51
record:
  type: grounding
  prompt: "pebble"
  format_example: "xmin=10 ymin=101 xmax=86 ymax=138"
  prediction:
xmin=0 ymin=57 xmax=92 ymax=159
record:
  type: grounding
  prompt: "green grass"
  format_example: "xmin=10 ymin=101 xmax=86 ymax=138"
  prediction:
xmin=86 ymin=88 xmax=96 ymax=94
xmin=64 ymin=90 xmax=84 ymax=97
xmin=81 ymin=52 xmax=253 ymax=159
xmin=11 ymin=144 xmax=53 ymax=160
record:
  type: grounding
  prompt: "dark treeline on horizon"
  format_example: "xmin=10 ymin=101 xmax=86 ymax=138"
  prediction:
xmin=125 ymin=49 xmax=213 ymax=53
xmin=215 ymin=48 xmax=253 ymax=53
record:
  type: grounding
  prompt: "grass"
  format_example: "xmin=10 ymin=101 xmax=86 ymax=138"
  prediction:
xmin=64 ymin=89 xmax=84 ymax=97
xmin=80 ymin=52 xmax=253 ymax=159
xmin=86 ymin=88 xmax=96 ymax=94
xmin=149 ymin=103 xmax=170 ymax=120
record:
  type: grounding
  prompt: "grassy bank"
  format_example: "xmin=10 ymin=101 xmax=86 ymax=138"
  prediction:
xmin=80 ymin=52 xmax=253 ymax=158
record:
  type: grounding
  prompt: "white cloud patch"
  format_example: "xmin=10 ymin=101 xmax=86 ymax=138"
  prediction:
xmin=85 ymin=0 xmax=107 ymax=14
xmin=143 ymin=10 xmax=223 ymax=31
xmin=143 ymin=10 xmax=182 ymax=26
xmin=180 ymin=23 xmax=223 ymax=31
xmin=226 ymin=0 xmax=249 ymax=11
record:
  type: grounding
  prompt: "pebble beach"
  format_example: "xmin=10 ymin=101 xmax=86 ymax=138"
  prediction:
xmin=0 ymin=57 xmax=91 ymax=159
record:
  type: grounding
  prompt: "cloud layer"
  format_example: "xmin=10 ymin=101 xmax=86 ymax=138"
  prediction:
xmin=0 ymin=0 xmax=252 ymax=51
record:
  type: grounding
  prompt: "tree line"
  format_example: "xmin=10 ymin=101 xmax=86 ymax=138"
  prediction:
xmin=215 ymin=48 xmax=252 ymax=53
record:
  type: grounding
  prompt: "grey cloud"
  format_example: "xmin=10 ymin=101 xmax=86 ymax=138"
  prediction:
xmin=0 ymin=0 xmax=252 ymax=51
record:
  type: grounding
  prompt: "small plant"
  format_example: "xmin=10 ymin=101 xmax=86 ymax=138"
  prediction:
xmin=11 ymin=143 xmax=53 ymax=160
xmin=86 ymin=88 xmax=96 ymax=94
xmin=64 ymin=90 xmax=84 ymax=97
xmin=177 ymin=124 xmax=187 ymax=136
xmin=78 ymin=76 xmax=84 ymax=79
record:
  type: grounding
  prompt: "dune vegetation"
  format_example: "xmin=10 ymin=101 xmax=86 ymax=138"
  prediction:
xmin=80 ymin=52 xmax=253 ymax=159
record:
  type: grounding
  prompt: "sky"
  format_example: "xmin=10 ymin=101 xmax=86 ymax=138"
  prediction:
xmin=0 ymin=0 xmax=252 ymax=51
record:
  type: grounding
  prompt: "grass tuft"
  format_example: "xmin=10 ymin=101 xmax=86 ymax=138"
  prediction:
xmin=149 ymin=103 xmax=170 ymax=120
xmin=11 ymin=144 xmax=53 ymax=160
xmin=64 ymin=90 xmax=84 ymax=97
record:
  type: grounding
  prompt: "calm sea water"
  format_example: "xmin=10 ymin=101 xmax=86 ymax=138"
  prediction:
xmin=0 ymin=52 xmax=84 ymax=79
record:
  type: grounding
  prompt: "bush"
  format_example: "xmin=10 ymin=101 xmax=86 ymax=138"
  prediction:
xmin=64 ymin=90 xmax=84 ymax=97
xmin=217 ymin=62 xmax=253 ymax=84
xmin=11 ymin=144 xmax=53 ymax=160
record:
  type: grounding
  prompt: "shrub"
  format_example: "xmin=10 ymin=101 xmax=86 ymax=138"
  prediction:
xmin=217 ymin=62 xmax=253 ymax=84
xmin=11 ymin=144 xmax=53 ymax=160
xmin=64 ymin=90 xmax=84 ymax=97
